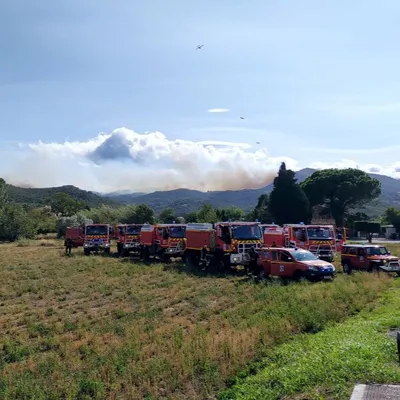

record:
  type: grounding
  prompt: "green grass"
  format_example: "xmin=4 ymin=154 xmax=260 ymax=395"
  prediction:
xmin=0 ymin=240 xmax=398 ymax=399
xmin=219 ymin=277 xmax=400 ymax=400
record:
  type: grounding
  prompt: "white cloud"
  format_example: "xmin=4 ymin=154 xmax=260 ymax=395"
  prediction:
xmin=3 ymin=127 xmax=399 ymax=193
xmin=207 ymin=108 xmax=230 ymax=113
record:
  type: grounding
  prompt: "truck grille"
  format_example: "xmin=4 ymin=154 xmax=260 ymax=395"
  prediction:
xmin=237 ymin=242 xmax=262 ymax=254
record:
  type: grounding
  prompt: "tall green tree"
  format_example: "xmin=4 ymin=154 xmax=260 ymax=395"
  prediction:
xmin=0 ymin=178 xmax=8 ymax=213
xmin=301 ymin=168 xmax=381 ymax=226
xmin=185 ymin=211 xmax=198 ymax=223
xmin=49 ymin=192 xmax=86 ymax=217
xmin=134 ymin=204 xmax=155 ymax=224
xmin=196 ymin=203 xmax=218 ymax=223
xmin=0 ymin=204 xmax=36 ymax=241
xmin=382 ymin=207 xmax=400 ymax=231
xmin=249 ymin=193 xmax=273 ymax=223
xmin=159 ymin=208 xmax=176 ymax=223
xmin=216 ymin=206 xmax=245 ymax=221
xmin=269 ymin=163 xmax=311 ymax=225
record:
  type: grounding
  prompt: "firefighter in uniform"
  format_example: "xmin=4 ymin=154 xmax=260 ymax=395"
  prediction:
xmin=64 ymin=238 xmax=73 ymax=254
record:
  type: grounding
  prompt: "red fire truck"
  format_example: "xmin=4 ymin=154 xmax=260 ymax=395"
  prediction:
xmin=115 ymin=224 xmax=143 ymax=257
xmin=184 ymin=221 xmax=263 ymax=270
xmin=261 ymin=224 xmax=285 ymax=247
xmin=139 ymin=224 xmax=187 ymax=262
xmin=83 ymin=224 xmax=112 ymax=255
xmin=262 ymin=223 xmax=337 ymax=262
xmin=65 ymin=226 xmax=85 ymax=247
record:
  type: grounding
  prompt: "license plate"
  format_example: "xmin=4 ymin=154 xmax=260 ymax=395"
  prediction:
xmin=323 ymin=276 xmax=332 ymax=280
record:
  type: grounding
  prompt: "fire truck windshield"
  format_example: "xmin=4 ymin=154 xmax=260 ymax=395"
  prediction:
xmin=126 ymin=226 xmax=141 ymax=235
xmin=86 ymin=225 xmax=108 ymax=235
xmin=169 ymin=226 xmax=186 ymax=238
xmin=307 ymin=227 xmax=333 ymax=240
xmin=231 ymin=225 xmax=262 ymax=240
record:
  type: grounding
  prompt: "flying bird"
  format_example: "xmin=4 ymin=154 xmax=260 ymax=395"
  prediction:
xmin=196 ymin=45 xmax=204 ymax=50
xmin=240 ymin=116 xmax=244 ymax=119
xmin=256 ymin=142 xmax=260 ymax=144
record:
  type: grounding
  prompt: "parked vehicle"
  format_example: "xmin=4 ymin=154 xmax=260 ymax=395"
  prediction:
xmin=140 ymin=224 xmax=187 ymax=262
xmin=65 ymin=226 xmax=84 ymax=247
xmin=263 ymin=223 xmax=337 ymax=262
xmin=184 ymin=221 xmax=263 ymax=270
xmin=83 ymin=224 xmax=112 ymax=255
xmin=257 ymin=246 xmax=336 ymax=281
xmin=115 ymin=224 xmax=143 ymax=257
xmin=341 ymin=244 xmax=400 ymax=275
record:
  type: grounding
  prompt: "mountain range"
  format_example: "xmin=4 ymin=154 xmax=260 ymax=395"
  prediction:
xmin=5 ymin=168 xmax=400 ymax=217
xmin=106 ymin=168 xmax=400 ymax=216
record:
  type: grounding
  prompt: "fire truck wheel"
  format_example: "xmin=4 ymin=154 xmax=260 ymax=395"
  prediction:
xmin=104 ymin=247 xmax=111 ymax=255
xmin=117 ymin=243 xmax=122 ymax=254
xmin=397 ymin=272 xmax=400 ymax=277
xmin=84 ymin=248 xmax=90 ymax=256
xmin=342 ymin=263 xmax=352 ymax=274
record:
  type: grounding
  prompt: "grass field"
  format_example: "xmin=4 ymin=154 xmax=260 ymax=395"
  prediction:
xmin=219 ymin=272 xmax=400 ymax=400
xmin=0 ymin=240 xmax=398 ymax=399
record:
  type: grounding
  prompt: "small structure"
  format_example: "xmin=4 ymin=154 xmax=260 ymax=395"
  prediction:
xmin=382 ymin=225 xmax=397 ymax=239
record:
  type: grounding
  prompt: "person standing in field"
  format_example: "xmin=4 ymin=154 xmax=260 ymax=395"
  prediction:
xmin=64 ymin=238 xmax=73 ymax=254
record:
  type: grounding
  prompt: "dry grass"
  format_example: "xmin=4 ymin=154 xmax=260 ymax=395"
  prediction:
xmin=0 ymin=240 xmax=396 ymax=399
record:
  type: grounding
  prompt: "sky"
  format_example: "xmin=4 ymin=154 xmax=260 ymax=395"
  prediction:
xmin=1 ymin=0 xmax=400 ymax=193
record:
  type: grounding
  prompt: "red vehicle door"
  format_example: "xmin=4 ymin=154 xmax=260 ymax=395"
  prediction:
xmin=270 ymin=250 xmax=294 ymax=277
xmin=355 ymin=248 xmax=367 ymax=270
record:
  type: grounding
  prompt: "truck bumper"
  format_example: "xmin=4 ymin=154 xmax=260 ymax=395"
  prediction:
xmin=379 ymin=262 xmax=400 ymax=273
xmin=123 ymin=244 xmax=141 ymax=252
xmin=305 ymin=269 xmax=336 ymax=280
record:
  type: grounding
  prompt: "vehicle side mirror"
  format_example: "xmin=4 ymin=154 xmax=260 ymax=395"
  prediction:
xmin=388 ymin=251 xmax=391 ymax=255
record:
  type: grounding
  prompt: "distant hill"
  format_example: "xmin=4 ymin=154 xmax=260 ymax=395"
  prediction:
xmin=5 ymin=168 xmax=400 ymax=216
xmin=106 ymin=168 xmax=400 ymax=216
xmin=7 ymin=184 xmax=116 ymax=208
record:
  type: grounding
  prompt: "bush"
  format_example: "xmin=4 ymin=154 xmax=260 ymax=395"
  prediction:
xmin=0 ymin=204 xmax=36 ymax=242
xmin=56 ymin=213 xmax=93 ymax=239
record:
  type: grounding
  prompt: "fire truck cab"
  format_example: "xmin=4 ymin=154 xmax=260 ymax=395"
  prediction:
xmin=140 ymin=223 xmax=186 ymax=261
xmin=184 ymin=221 xmax=263 ymax=270
xmin=83 ymin=224 xmax=112 ymax=255
xmin=116 ymin=224 xmax=143 ymax=257
xmin=282 ymin=224 xmax=336 ymax=262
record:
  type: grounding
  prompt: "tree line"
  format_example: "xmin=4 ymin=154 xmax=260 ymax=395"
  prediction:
xmin=1 ymin=164 xmax=399 ymax=242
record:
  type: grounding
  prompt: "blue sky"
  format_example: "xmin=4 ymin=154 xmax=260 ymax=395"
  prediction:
xmin=1 ymin=0 xmax=400 ymax=192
